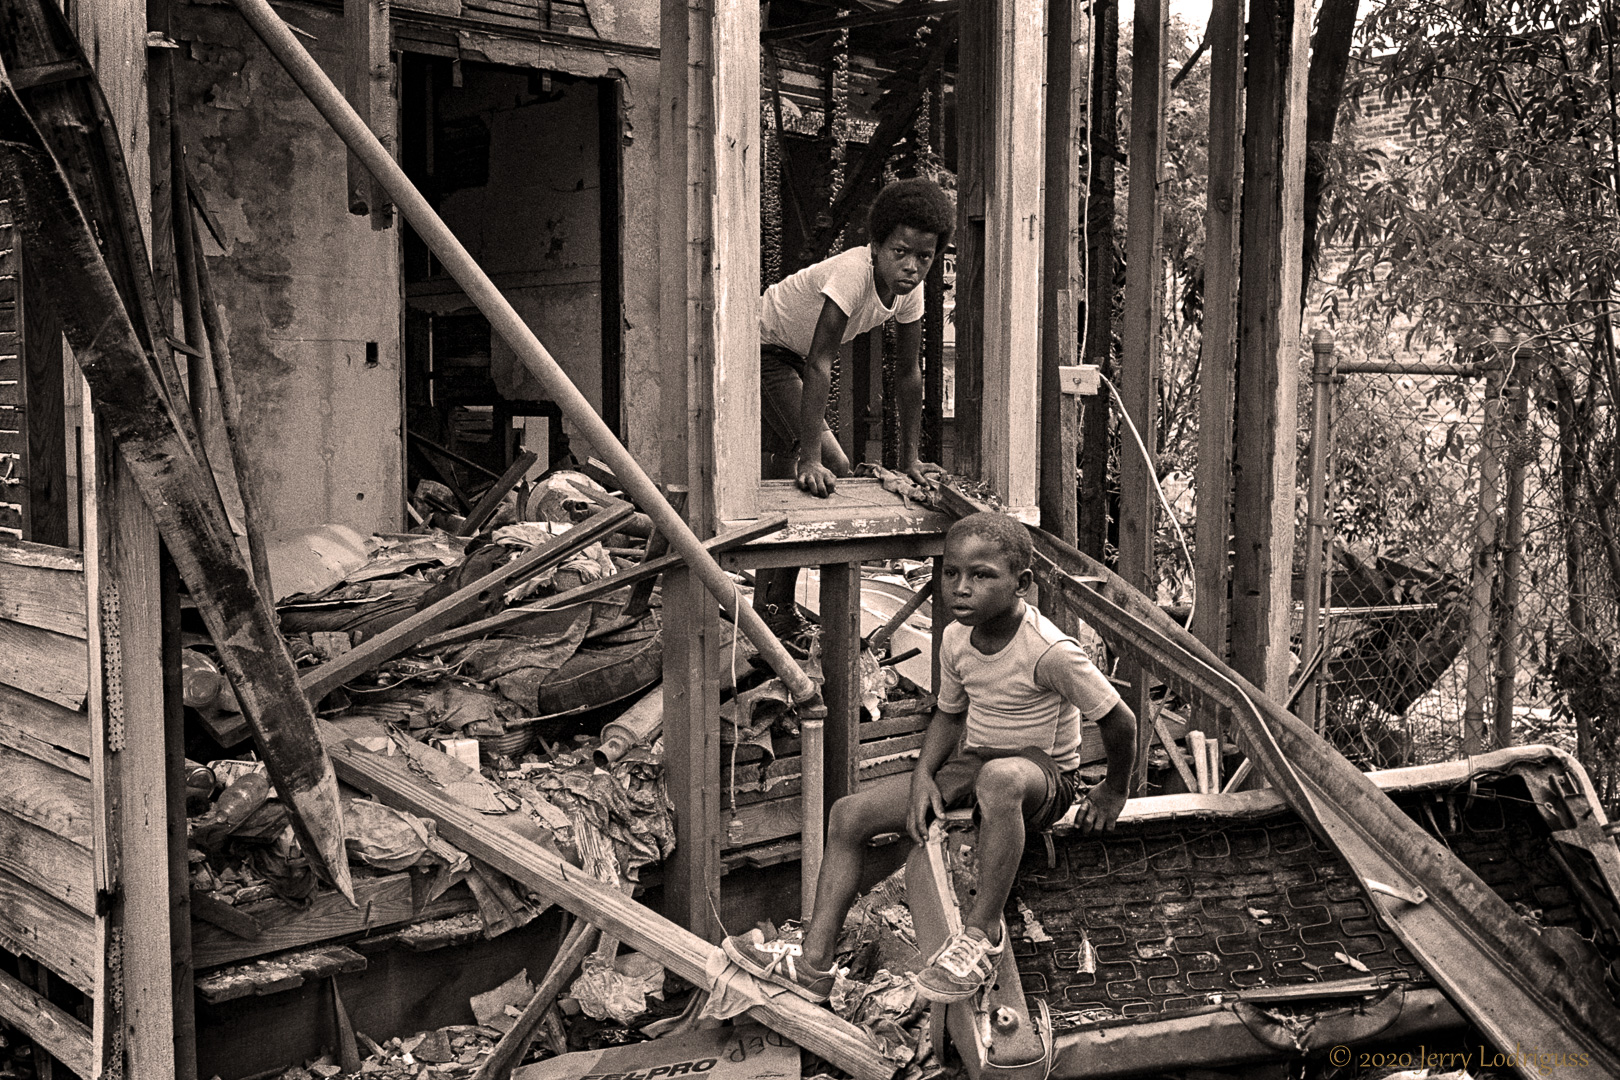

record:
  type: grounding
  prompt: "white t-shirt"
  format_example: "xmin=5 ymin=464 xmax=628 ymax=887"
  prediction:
xmin=937 ymin=604 xmax=1121 ymax=772
xmin=759 ymin=246 xmax=925 ymax=358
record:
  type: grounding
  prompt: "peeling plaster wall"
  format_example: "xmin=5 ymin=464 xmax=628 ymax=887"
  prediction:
xmin=176 ymin=2 xmax=403 ymax=536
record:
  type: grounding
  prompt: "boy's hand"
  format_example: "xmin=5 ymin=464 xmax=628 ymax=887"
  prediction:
xmin=796 ymin=459 xmax=839 ymax=497
xmin=1074 ymin=781 xmax=1127 ymax=835
xmin=907 ymin=777 xmax=944 ymax=844
xmin=901 ymin=459 xmax=945 ymax=488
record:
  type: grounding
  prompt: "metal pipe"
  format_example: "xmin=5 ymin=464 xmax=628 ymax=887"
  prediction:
xmin=1330 ymin=359 xmax=1495 ymax=377
xmin=1299 ymin=329 xmax=1334 ymax=729
xmin=1493 ymin=360 xmax=1530 ymax=748
xmin=230 ymin=0 xmax=817 ymax=701
xmin=1462 ymin=330 xmax=1510 ymax=753
xmin=800 ymin=716 xmax=824 ymax=920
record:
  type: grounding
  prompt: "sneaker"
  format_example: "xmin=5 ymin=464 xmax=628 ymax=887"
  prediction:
xmin=917 ymin=922 xmax=1006 ymax=1003
xmin=721 ymin=929 xmax=836 ymax=1003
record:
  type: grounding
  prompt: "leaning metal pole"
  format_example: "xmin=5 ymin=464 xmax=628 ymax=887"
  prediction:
xmin=229 ymin=0 xmax=817 ymax=702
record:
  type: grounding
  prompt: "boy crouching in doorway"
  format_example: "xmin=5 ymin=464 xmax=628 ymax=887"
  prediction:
xmin=724 ymin=512 xmax=1139 ymax=1003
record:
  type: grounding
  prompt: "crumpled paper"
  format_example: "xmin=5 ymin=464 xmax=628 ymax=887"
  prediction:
xmin=570 ymin=951 xmax=667 ymax=1023
xmin=342 ymin=797 xmax=471 ymax=874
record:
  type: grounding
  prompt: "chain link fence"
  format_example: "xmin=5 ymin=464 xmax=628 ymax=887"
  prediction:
xmin=1299 ymin=339 xmax=1620 ymax=810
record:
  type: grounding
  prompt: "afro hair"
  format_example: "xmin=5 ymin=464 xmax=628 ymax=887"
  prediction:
xmin=867 ymin=178 xmax=955 ymax=252
xmin=945 ymin=511 xmax=1034 ymax=573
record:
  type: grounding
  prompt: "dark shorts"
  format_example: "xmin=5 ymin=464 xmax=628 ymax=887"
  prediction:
xmin=933 ymin=746 xmax=1081 ymax=832
xmin=760 ymin=343 xmax=831 ymax=462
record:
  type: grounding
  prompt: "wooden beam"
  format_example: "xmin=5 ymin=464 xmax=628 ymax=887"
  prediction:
xmin=660 ymin=567 xmax=723 ymax=942
xmin=0 ymin=0 xmax=353 ymax=900
xmin=980 ymin=0 xmax=1044 ymax=510
xmin=818 ymin=563 xmax=861 ymax=810
xmin=1117 ymin=0 xmax=1169 ymax=781
xmin=1076 ymin=0 xmax=1119 ymax=560
xmin=326 ymin=736 xmax=898 ymax=1080
xmin=473 ymin=919 xmax=599 ymax=1080
xmin=343 ymin=0 xmax=394 ymax=228
xmin=412 ymin=514 xmax=786 ymax=653
xmin=0 ymin=965 xmax=91 ymax=1079
xmin=1230 ymin=0 xmax=1308 ymax=695
xmin=1190 ymin=0 xmax=1243 ymax=675
xmin=1039 ymin=0 xmax=1084 ymax=543
xmin=298 ymin=503 xmax=632 ymax=702
xmin=951 ymin=0 xmax=990 ymax=481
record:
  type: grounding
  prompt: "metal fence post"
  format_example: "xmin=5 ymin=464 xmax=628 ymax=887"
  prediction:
xmin=1462 ymin=330 xmax=1509 ymax=753
xmin=1300 ymin=328 xmax=1336 ymax=728
xmin=1492 ymin=335 xmax=1531 ymax=748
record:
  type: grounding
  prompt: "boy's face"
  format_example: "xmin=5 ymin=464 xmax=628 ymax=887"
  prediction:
xmin=870 ymin=224 xmax=939 ymax=298
xmin=940 ymin=533 xmax=1031 ymax=627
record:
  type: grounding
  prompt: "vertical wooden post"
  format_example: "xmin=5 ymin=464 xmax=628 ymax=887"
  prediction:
xmin=661 ymin=568 xmax=723 ymax=941
xmin=1076 ymin=0 xmax=1118 ymax=561
xmin=981 ymin=0 xmax=1044 ymax=510
xmin=70 ymin=4 xmax=178 ymax=1073
xmin=922 ymin=77 xmax=946 ymax=466
xmin=344 ymin=0 xmax=395 ymax=228
xmin=1039 ymin=0 xmax=1084 ymax=544
xmin=658 ymin=0 xmax=756 ymax=935
xmin=1299 ymin=329 xmax=1334 ymax=730
xmin=952 ymin=0 xmax=990 ymax=482
xmin=1230 ymin=0 xmax=1308 ymax=695
xmin=819 ymin=563 xmax=862 ymax=810
xmin=161 ymin=553 xmax=197 ymax=1080
xmin=1117 ymin=0 xmax=1168 ymax=775
xmin=1191 ymin=0 xmax=1243 ymax=666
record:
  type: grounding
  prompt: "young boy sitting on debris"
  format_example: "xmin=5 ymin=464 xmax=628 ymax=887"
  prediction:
xmin=754 ymin=177 xmax=954 ymax=650
xmin=725 ymin=512 xmax=1139 ymax=1003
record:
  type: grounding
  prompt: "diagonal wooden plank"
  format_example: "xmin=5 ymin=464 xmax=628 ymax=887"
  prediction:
xmin=325 ymin=736 xmax=896 ymax=1080
xmin=0 ymin=47 xmax=352 ymax=899
xmin=298 ymin=503 xmax=632 ymax=703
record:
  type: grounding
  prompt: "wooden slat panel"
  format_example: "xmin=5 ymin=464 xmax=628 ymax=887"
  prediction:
xmin=0 ymin=711 xmax=89 ymax=778
xmin=0 ymin=618 xmax=88 ymax=709
xmin=190 ymin=874 xmax=477 ymax=969
xmin=0 ymin=809 xmax=94 ymax=914
xmin=0 ymin=866 xmax=95 ymax=993
xmin=0 ymin=680 xmax=90 ymax=758
xmin=0 ymin=963 xmax=92 ymax=1078
xmin=0 ymin=745 xmax=91 ymax=845
xmin=0 ymin=545 xmax=87 ymax=637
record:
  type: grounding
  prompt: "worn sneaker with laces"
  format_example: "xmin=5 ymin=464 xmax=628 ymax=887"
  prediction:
xmin=917 ymin=922 xmax=1006 ymax=1003
xmin=721 ymin=929 xmax=837 ymax=1003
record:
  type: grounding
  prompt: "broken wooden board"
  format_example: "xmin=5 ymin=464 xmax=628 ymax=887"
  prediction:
xmin=326 ymin=739 xmax=897 ymax=1080
xmin=413 ymin=514 xmax=789 ymax=653
xmin=298 ymin=503 xmax=632 ymax=703
xmin=194 ymin=943 xmax=367 ymax=1005
xmin=0 ymin=30 xmax=352 ymax=897
xmin=935 ymin=485 xmax=1620 ymax=1076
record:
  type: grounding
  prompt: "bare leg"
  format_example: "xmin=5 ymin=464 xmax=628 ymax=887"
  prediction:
xmin=962 ymin=758 xmax=1048 ymax=941
xmin=799 ymin=773 xmax=912 ymax=969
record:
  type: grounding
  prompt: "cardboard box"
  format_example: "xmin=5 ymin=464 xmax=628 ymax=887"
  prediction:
xmin=513 ymin=1023 xmax=799 ymax=1080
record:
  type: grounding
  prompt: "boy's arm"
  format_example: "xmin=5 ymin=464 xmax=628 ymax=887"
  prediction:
xmin=893 ymin=319 xmax=943 ymax=486
xmin=1077 ymin=700 xmax=1136 ymax=834
xmin=907 ymin=707 xmax=966 ymax=843
xmin=796 ymin=298 xmax=851 ymax=497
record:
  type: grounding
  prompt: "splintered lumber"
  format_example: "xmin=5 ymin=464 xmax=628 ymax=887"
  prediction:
xmin=299 ymin=504 xmax=632 ymax=703
xmin=231 ymin=0 xmax=820 ymax=704
xmin=0 ymin=964 xmax=91 ymax=1078
xmin=327 ymin=739 xmax=896 ymax=1080
xmin=0 ymin=9 xmax=352 ymax=900
xmin=935 ymin=485 xmax=1620 ymax=1073
xmin=413 ymin=514 xmax=788 ymax=653
xmin=474 ymin=919 xmax=600 ymax=1080
xmin=458 ymin=451 xmax=539 ymax=537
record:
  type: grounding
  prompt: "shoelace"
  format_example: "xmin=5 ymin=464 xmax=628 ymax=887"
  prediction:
xmin=933 ymin=932 xmax=994 ymax=979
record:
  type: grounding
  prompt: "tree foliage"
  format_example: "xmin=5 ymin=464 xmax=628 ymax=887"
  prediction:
xmin=1322 ymin=0 xmax=1620 ymax=801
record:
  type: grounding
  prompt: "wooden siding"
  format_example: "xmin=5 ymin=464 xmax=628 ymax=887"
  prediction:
xmin=0 ymin=540 xmax=96 ymax=995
